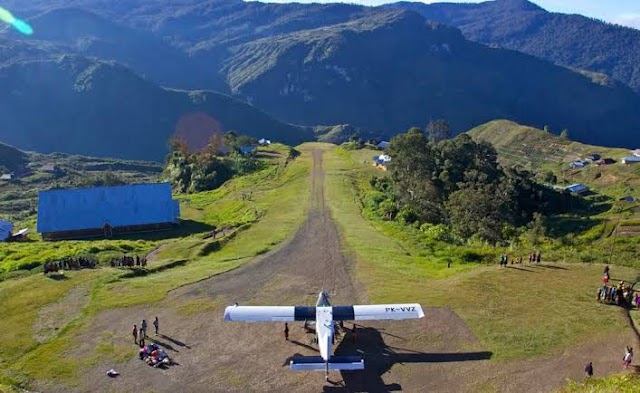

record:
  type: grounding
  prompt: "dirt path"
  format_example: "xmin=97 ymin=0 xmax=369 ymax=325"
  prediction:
xmin=40 ymin=149 xmax=636 ymax=393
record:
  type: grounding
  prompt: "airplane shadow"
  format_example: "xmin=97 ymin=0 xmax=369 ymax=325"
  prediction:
xmin=322 ymin=326 xmax=492 ymax=392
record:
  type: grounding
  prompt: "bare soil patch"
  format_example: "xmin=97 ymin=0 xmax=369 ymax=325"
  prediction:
xmin=33 ymin=284 xmax=90 ymax=343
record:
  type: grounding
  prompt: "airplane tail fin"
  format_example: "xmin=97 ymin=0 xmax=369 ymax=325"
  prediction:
xmin=290 ymin=356 xmax=364 ymax=371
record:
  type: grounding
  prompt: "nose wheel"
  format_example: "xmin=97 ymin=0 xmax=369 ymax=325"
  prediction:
xmin=325 ymin=362 xmax=329 ymax=381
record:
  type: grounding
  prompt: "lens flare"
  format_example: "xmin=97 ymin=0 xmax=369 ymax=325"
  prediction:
xmin=0 ymin=7 xmax=33 ymax=35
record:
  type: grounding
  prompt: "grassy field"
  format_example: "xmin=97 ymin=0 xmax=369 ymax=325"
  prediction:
xmin=0 ymin=144 xmax=312 ymax=387
xmin=560 ymin=373 xmax=640 ymax=393
xmin=324 ymin=145 xmax=638 ymax=361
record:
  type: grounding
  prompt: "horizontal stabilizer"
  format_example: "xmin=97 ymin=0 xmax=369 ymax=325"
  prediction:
xmin=290 ymin=356 xmax=365 ymax=371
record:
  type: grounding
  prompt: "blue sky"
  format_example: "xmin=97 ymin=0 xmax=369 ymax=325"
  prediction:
xmin=263 ymin=1 xmax=640 ymax=29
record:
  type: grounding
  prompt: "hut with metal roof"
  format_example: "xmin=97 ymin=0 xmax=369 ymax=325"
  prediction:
xmin=37 ymin=183 xmax=180 ymax=240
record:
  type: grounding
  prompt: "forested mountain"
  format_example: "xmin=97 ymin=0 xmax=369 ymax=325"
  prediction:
xmin=220 ymin=9 xmax=640 ymax=147
xmin=0 ymin=54 xmax=312 ymax=161
xmin=1 ymin=0 xmax=640 ymax=153
xmin=389 ymin=0 xmax=640 ymax=94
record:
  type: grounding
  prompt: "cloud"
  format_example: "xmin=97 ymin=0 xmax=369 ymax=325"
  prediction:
xmin=611 ymin=13 xmax=640 ymax=29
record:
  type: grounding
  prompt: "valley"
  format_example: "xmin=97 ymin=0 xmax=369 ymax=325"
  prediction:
xmin=1 ymin=0 xmax=640 ymax=391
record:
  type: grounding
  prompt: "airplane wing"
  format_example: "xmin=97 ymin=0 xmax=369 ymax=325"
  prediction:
xmin=224 ymin=305 xmax=316 ymax=322
xmin=333 ymin=304 xmax=424 ymax=321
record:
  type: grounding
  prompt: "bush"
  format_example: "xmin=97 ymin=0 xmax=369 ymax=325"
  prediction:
xmin=420 ymin=223 xmax=452 ymax=242
xmin=364 ymin=191 xmax=386 ymax=211
xmin=397 ymin=206 xmax=419 ymax=224
xmin=198 ymin=240 xmax=221 ymax=256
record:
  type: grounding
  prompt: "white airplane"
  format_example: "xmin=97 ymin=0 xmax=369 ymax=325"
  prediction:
xmin=224 ymin=291 xmax=424 ymax=380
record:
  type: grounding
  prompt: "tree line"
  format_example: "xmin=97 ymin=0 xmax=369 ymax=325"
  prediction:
xmin=367 ymin=124 xmax=575 ymax=244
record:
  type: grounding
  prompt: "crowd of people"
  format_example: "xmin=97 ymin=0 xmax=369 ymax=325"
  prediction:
xmin=596 ymin=266 xmax=639 ymax=308
xmin=43 ymin=254 xmax=150 ymax=275
xmin=109 ymin=254 xmax=147 ymax=268
xmin=43 ymin=257 xmax=96 ymax=274
xmin=498 ymin=251 xmax=542 ymax=266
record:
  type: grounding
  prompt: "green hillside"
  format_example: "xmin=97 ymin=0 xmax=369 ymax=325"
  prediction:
xmin=0 ymin=55 xmax=313 ymax=161
xmin=469 ymin=120 xmax=640 ymax=202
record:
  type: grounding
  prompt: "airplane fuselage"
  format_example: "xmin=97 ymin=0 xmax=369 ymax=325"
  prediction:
xmin=316 ymin=305 xmax=334 ymax=362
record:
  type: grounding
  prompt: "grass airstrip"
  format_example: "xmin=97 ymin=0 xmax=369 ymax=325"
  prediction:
xmin=0 ymin=142 xmax=638 ymax=392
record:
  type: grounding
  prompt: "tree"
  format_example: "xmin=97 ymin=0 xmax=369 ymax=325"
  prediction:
xmin=202 ymin=132 xmax=226 ymax=158
xmin=526 ymin=212 xmax=546 ymax=247
xmin=388 ymin=128 xmax=444 ymax=223
xmin=426 ymin=119 xmax=451 ymax=143
xmin=446 ymin=183 xmax=510 ymax=244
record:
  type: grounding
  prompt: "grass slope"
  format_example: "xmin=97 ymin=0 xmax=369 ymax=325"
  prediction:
xmin=323 ymin=145 xmax=637 ymax=361
xmin=468 ymin=120 xmax=640 ymax=200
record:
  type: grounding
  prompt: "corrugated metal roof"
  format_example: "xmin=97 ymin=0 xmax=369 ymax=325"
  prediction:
xmin=37 ymin=183 xmax=180 ymax=233
xmin=0 ymin=220 xmax=13 ymax=241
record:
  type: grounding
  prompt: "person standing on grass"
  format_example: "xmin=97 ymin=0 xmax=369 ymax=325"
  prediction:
xmin=585 ymin=362 xmax=593 ymax=378
xmin=536 ymin=251 xmax=541 ymax=264
xmin=153 ymin=317 xmax=159 ymax=335
xmin=284 ymin=323 xmax=289 ymax=341
xmin=132 ymin=324 xmax=138 ymax=344
xmin=623 ymin=347 xmax=633 ymax=369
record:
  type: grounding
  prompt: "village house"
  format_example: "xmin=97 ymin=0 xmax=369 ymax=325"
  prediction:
xmin=258 ymin=138 xmax=271 ymax=146
xmin=596 ymin=158 xmax=615 ymax=165
xmin=0 ymin=173 xmax=13 ymax=181
xmin=37 ymin=183 xmax=180 ymax=240
xmin=622 ymin=156 xmax=640 ymax=165
xmin=239 ymin=145 xmax=257 ymax=155
xmin=372 ymin=154 xmax=391 ymax=170
xmin=39 ymin=163 xmax=59 ymax=173
xmin=586 ymin=153 xmax=601 ymax=161
xmin=376 ymin=141 xmax=390 ymax=150
xmin=570 ymin=160 xmax=587 ymax=169
xmin=564 ymin=183 xmax=589 ymax=195
xmin=0 ymin=220 xmax=13 ymax=242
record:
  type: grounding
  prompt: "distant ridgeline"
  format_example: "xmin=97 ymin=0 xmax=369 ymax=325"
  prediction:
xmin=2 ymin=0 xmax=640 ymax=157
xmin=388 ymin=0 xmax=640 ymax=95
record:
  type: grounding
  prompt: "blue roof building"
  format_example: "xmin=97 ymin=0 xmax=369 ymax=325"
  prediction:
xmin=239 ymin=145 xmax=257 ymax=155
xmin=37 ymin=183 xmax=180 ymax=240
xmin=564 ymin=183 xmax=589 ymax=195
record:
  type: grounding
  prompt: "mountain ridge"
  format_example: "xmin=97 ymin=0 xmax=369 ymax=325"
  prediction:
xmin=0 ymin=55 xmax=314 ymax=161
xmin=388 ymin=0 xmax=640 ymax=94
